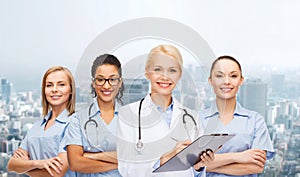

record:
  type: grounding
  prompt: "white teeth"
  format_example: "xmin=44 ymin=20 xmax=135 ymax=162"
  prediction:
xmin=221 ymin=88 xmax=232 ymax=92
xmin=103 ymin=91 xmax=111 ymax=95
xmin=159 ymin=83 xmax=170 ymax=87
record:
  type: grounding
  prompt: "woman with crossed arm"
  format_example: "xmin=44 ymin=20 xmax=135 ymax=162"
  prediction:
xmin=63 ymin=54 xmax=123 ymax=177
xmin=200 ymin=55 xmax=274 ymax=177
xmin=7 ymin=66 xmax=76 ymax=177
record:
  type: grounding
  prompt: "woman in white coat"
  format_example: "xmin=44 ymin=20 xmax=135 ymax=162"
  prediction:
xmin=117 ymin=44 xmax=214 ymax=177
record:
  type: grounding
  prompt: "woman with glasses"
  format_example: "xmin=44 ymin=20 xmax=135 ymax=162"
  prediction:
xmin=201 ymin=56 xmax=274 ymax=176
xmin=63 ymin=54 xmax=123 ymax=176
xmin=117 ymin=44 xmax=214 ymax=177
xmin=7 ymin=66 xmax=76 ymax=177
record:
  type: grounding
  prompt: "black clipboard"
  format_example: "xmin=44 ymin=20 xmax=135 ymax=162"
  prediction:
xmin=153 ymin=134 xmax=235 ymax=173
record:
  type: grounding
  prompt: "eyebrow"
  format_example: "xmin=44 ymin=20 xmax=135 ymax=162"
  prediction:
xmin=46 ymin=80 xmax=67 ymax=83
xmin=215 ymin=71 xmax=239 ymax=74
xmin=153 ymin=65 xmax=180 ymax=68
xmin=96 ymin=74 xmax=119 ymax=77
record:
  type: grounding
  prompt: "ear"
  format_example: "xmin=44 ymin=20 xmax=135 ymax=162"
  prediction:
xmin=239 ymin=76 xmax=244 ymax=86
xmin=208 ymin=77 xmax=212 ymax=86
xmin=145 ymin=70 xmax=150 ymax=80
xmin=91 ymin=79 xmax=96 ymax=89
xmin=118 ymin=79 xmax=123 ymax=88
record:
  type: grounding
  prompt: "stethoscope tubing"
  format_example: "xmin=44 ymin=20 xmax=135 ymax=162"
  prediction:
xmin=136 ymin=97 xmax=197 ymax=151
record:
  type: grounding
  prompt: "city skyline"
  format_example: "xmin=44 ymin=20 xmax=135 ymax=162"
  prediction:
xmin=1 ymin=70 xmax=300 ymax=176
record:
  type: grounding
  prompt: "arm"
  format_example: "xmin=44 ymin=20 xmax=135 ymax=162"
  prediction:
xmin=206 ymin=149 xmax=266 ymax=175
xmin=26 ymin=152 xmax=69 ymax=177
xmin=7 ymin=148 xmax=63 ymax=176
xmin=67 ymin=144 xmax=117 ymax=173
xmin=209 ymin=163 xmax=264 ymax=175
xmin=83 ymin=151 xmax=118 ymax=163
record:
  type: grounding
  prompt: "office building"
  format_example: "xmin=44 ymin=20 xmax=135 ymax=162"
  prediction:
xmin=239 ymin=78 xmax=267 ymax=118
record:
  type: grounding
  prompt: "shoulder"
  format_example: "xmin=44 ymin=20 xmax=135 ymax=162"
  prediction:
xmin=235 ymin=103 xmax=265 ymax=121
xmin=120 ymin=100 xmax=142 ymax=111
xmin=173 ymin=98 xmax=197 ymax=116
xmin=72 ymin=106 xmax=90 ymax=124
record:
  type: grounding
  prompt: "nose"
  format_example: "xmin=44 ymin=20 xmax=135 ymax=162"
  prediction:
xmin=102 ymin=80 xmax=111 ymax=89
xmin=160 ymin=69 xmax=169 ymax=78
xmin=52 ymin=84 xmax=58 ymax=92
xmin=224 ymin=76 xmax=229 ymax=84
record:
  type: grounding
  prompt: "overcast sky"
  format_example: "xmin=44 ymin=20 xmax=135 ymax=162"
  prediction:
xmin=1 ymin=0 xmax=300 ymax=91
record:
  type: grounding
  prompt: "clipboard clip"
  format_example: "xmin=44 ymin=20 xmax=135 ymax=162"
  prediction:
xmin=209 ymin=133 xmax=229 ymax=136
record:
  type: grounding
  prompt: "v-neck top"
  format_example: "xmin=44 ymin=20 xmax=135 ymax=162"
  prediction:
xmin=62 ymin=98 xmax=121 ymax=177
xmin=20 ymin=109 xmax=75 ymax=177
xmin=200 ymin=101 xmax=275 ymax=177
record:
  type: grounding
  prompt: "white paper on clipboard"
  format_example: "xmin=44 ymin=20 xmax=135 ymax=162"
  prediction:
xmin=153 ymin=134 xmax=235 ymax=173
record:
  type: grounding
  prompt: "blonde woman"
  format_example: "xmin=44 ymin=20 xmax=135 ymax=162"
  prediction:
xmin=7 ymin=66 xmax=76 ymax=177
xmin=117 ymin=44 xmax=214 ymax=177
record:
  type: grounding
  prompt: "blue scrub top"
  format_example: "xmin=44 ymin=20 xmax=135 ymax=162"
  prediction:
xmin=200 ymin=102 xmax=275 ymax=177
xmin=63 ymin=99 xmax=121 ymax=177
xmin=20 ymin=109 xmax=75 ymax=177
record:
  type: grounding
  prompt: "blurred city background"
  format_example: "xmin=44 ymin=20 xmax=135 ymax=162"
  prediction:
xmin=1 ymin=1 xmax=300 ymax=176
xmin=1 ymin=64 xmax=299 ymax=176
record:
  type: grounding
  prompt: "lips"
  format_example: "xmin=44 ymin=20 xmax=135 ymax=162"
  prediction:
xmin=157 ymin=82 xmax=172 ymax=88
xmin=221 ymin=87 xmax=233 ymax=92
xmin=50 ymin=95 xmax=62 ymax=100
xmin=101 ymin=90 xmax=113 ymax=96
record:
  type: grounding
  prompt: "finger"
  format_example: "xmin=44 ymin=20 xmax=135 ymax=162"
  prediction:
xmin=206 ymin=151 xmax=215 ymax=160
xmin=200 ymin=153 xmax=210 ymax=162
xmin=255 ymin=159 xmax=264 ymax=168
xmin=53 ymin=157 xmax=64 ymax=165
xmin=183 ymin=140 xmax=192 ymax=145
xmin=45 ymin=166 xmax=54 ymax=177
xmin=13 ymin=151 xmax=22 ymax=158
xmin=48 ymin=161 xmax=62 ymax=174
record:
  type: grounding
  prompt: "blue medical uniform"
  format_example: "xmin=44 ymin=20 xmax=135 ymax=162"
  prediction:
xmin=20 ymin=109 xmax=75 ymax=177
xmin=200 ymin=102 xmax=275 ymax=177
xmin=63 ymin=99 xmax=121 ymax=177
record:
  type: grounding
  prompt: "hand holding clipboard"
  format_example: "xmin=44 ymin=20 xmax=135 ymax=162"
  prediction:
xmin=153 ymin=134 xmax=235 ymax=173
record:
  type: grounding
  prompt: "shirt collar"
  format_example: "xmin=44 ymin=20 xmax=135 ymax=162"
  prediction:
xmin=89 ymin=98 xmax=120 ymax=118
xmin=41 ymin=109 xmax=70 ymax=125
xmin=204 ymin=101 xmax=249 ymax=119
xmin=146 ymin=94 xmax=174 ymax=112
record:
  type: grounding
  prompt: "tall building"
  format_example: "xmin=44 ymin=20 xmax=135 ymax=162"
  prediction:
xmin=239 ymin=78 xmax=267 ymax=118
xmin=1 ymin=78 xmax=12 ymax=104
xmin=271 ymin=74 xmax=285 ymax=96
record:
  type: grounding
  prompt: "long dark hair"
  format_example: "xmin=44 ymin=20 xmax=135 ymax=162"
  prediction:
xmin=90 ymin=54 xmax=124 ymax=104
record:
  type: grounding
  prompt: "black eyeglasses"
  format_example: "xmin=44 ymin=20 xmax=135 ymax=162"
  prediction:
xmin=93 ymin=77 xmax=121 ymax=86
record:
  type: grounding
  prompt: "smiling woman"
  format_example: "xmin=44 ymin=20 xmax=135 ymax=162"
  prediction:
xmin=117 ymin=44 xmax=214 ymax=177
xmin=7 ymin=66 xmax=76 ymax=177
xmin=200 ymin=56 xmax=275 ymax=177
xmin=62 ymin=54 xmax=124 ymax=177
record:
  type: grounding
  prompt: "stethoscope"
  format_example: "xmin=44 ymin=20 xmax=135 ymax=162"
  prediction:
xmin=135 ymin=98 xmax=198 ymax=152
xmin=84 ymin=102 xmax=100 ymax=149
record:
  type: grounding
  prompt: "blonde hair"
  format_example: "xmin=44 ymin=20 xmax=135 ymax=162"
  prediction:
xmin=145 ymin=44 xmax=183 ymax=71
xmin=41 ymin=66 xmax=76 ymax=117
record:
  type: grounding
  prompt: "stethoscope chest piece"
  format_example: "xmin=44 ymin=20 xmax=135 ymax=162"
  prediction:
xmin=135 ymin=140 xmax=144 ymax=152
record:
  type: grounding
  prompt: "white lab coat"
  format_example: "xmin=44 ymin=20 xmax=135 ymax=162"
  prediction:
xmin=117 ymin=94 xmax=204 ymax=177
